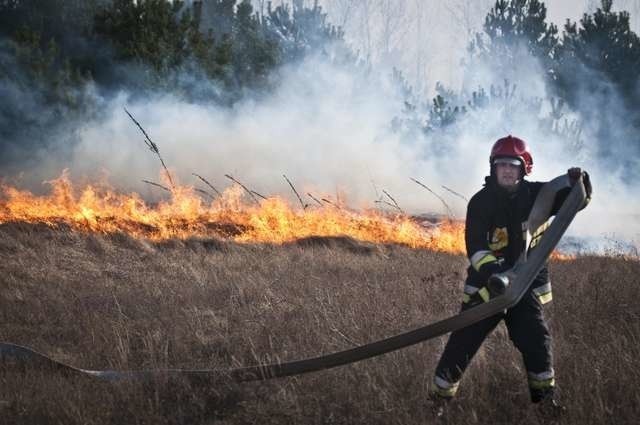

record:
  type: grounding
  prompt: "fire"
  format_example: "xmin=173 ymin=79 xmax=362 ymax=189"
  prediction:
xmin=550 ymin=251 xmax=575 ymax=261
xmin=0 ymin=171 xmax=466 ymax=254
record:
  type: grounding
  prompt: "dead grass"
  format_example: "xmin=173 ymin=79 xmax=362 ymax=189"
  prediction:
xmin=0 ymin=222 xmax=639 ymax=424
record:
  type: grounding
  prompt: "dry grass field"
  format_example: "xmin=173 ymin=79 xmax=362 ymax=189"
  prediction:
xmin=1 ymin=222 xmax=639 ymax=424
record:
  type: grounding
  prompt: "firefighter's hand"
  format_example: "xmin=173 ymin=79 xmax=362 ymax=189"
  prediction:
xmin=487 ymin=274 xmax=509 ymax=297
xmin=582 ymin=171 xmax=592 ymax=200
xmin=487 ymin=268 xmax=518 ymax=297
xmin=568 ymin=167 xmax=592 ymax=207
xmin=568 ymin=167 xmax=582 ymax=185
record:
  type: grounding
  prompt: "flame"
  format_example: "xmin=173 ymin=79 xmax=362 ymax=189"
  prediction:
xmin=0 ymin=171 xmax=466 ymax=253
xmin=550 ymin=251 xmax=575 ymax=261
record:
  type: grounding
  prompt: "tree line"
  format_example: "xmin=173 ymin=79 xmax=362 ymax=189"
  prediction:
xmin=1 ymin=0 xmax=638 ymax=175
xmin=0 ymin=0 xmax=347 ymax=163
xmin=0 ymin=0 xmax=345 ymax=102
xmin=393 ymin=0 xmax=640 ymax=178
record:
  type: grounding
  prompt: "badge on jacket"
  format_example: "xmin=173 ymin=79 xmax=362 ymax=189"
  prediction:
xmin=489 ymin=227 xmax=508 ymax=251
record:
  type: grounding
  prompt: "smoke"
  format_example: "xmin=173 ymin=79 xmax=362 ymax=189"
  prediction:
xmin=448 ymin=38 xmax=640 ymax=248
xmin=0 ymin=39 xmax=81 ymax=169
xmin=63 ymin=54 xmax=436 ymax=211
xmin=1 ymin=5 xmax=639 ymax=254
xmin=13 ymin=46 xmax=633 ymax=250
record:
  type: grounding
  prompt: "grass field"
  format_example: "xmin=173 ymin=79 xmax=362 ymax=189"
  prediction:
xmin=1 ymin=222 xmax=639 ymax=424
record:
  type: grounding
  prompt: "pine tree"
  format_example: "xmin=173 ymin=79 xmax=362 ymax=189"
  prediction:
xmin=230 ymin=0 xmax=278 ymax=87
xmin=468 ymin=0 xmax=559 ymax=82
xmin=93 ymin=0 xmax=205 ymax=75
xmin=197 ymin=0 xmax=236 ymax=42
xmin=265 ymin=0 xmax=345 ymax=61
xmin=553 ymin=0 xmax=640 ymax=173
xmin=555 ymin=0 xmax=640 ymax=104
xmin=0 ymin=0 xmax=105 ymax=41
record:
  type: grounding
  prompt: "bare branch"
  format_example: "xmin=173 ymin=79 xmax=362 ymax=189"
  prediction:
xmin=374 ymin=199 xmax=403 ymax=213
xmin=195 ymin=188 xmax=216 ymax=201
xmin=382 ymin=189 xmax=404 ymax=214
xmin=283 ymin=174 xmax=308 ymax=209
xmin=224 ymin=174 xmax=260 ymax=205
xmin=124 ymin=108 xmax=175 ymax=189
xmin=307 ymin=193 xmax=324 ymax=207
xmin=441 ymin=185 xmax=468 ymax=202
xmin=410 ymin=177 xmax=453 ymax=218
xmin=366 ymin=166 xmax=380 ymax=199
xmin=192 ymin=173 xmax=222 ymax=197
xmin=124 ymin=108 xmax=156 ymax=152
xmin=251 ymin=190 xmax=268 ymax=200
xmin=142 ymin=179 xmax=170 ymax=193
xmin=321 ymin=198 xmax=341 ymax=209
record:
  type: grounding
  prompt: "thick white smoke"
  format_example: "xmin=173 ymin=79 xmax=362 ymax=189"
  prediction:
xmin=46 ymin=43 xmax=635 ymax=254
xmin=4 ymin=1 xmax=639 ymax=254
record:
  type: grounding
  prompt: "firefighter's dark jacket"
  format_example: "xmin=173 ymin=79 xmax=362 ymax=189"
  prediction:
xmin=464 ymin=176 xmax=571 ymax=298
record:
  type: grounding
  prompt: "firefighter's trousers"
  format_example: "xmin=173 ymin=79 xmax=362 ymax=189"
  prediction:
xmin=434 ymin=287 xmax=555 ymax=402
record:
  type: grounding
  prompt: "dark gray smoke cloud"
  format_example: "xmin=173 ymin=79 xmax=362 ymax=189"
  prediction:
xmin=0 ymin=39 xmax=77 ymax=170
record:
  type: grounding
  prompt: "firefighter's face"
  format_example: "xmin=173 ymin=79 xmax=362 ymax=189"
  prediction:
xmin=495 ymin=161 xmax=521 ymax=191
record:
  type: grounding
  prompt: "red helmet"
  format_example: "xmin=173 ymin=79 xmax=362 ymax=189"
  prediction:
xmin=490 ymin=135 xmax=533 ymax=175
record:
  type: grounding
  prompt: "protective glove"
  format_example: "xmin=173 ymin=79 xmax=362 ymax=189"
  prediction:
xmin=487 ymin=273 xmax=510 ymax=297
xmin=477 ymin=258 xmax=509 ymax=283
xmin=568 ymin=167 xmax=592 ymax=208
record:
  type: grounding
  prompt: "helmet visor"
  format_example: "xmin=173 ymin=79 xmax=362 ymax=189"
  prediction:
xmin=493 ymin=157 xmax=522 ymax=167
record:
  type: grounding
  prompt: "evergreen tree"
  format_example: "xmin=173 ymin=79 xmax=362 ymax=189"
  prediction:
xmin=468 ymin=0 xmax=559 ymax=83
xmin=8 ymin=29 xmax=89 ymax=106
xmin=230 ymin=0 xmax=278 ymax=87
xmin=0 ymin=1 xmax=96 ymax=117
xmin=265 ymin=0 xmax=345 ymax=61
xmin=0 ymin=0 xmax=104 ymax=42
xmin=555 ymin=0 xmax=640 ymax=105
xmin=0 ymin=0 xmax=108 ymax=81
xmin=554 ymin=0 xmax=640 ymax=174
xmin=0 ymin=0 xmax=352 ymax=103
xmin=93 ymin=0 xmax=209 ymax=76
xmin=197 ymin=0 xmax=235 ymax=42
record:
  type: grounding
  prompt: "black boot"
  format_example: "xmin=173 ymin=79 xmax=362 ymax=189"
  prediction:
xmin=427 ymin=392 xmax=452 ymax=419
xmin=535 ymin=395 xmax=566 ymax=421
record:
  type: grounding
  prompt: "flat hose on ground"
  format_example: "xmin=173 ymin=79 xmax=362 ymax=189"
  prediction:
xmin=0 ymin=175 xmax=587 ymax=383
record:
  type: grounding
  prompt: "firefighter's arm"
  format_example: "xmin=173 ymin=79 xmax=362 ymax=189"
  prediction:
xmin=465 ymin=197 xmax=508 ymax=282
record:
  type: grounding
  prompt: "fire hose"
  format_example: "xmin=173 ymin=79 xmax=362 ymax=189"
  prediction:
xmin=0 ymin=174 xmax=587 ymax=383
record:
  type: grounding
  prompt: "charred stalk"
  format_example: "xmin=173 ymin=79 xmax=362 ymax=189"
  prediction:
xmin=307 ymin=193 xmax=324 ymax=207
xmin=194 ymin=188 xmax=216 ymax=201
xmin=410 ymin=177 xmax=453 ymax=218
xmin=382 ymin=190 xmax=404 ymax=214
xmin=142 ymin=179 xmax=170 ymax=192
xmin=441 ymin=185 xmax=468 ymax=202
xmin=321 ymin=198 xmax=340 ymax=209
xmin=283 ymin=174 xmax=308 ymax=209
xmin=224 ymin=174 xmax=260 ymax=205
xmin=367 ymin=166 xmax=381 ymax=199
xmin=124 ymin=108 xmax=175 ymax=189
xmin=374 ymin=200 xmax=403 ymax=213
xmin=251 ymin=190 xmax=268 ymax=200
xmin=192 ymin=173 xmax=222 ymax=197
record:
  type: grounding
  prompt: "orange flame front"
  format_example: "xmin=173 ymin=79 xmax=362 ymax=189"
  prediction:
xmin=0 ymin=171 xmax=466 ymax=253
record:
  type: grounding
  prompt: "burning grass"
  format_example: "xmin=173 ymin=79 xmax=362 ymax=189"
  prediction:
xmin=0 ymin=171 xmax=465 ymax=252
xmin=1 ymin=223 xmax=639 ymax=424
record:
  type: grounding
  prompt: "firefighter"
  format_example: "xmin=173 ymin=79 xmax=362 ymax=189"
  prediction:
xmin=431 ymin=135 xmax=592 ymax=413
